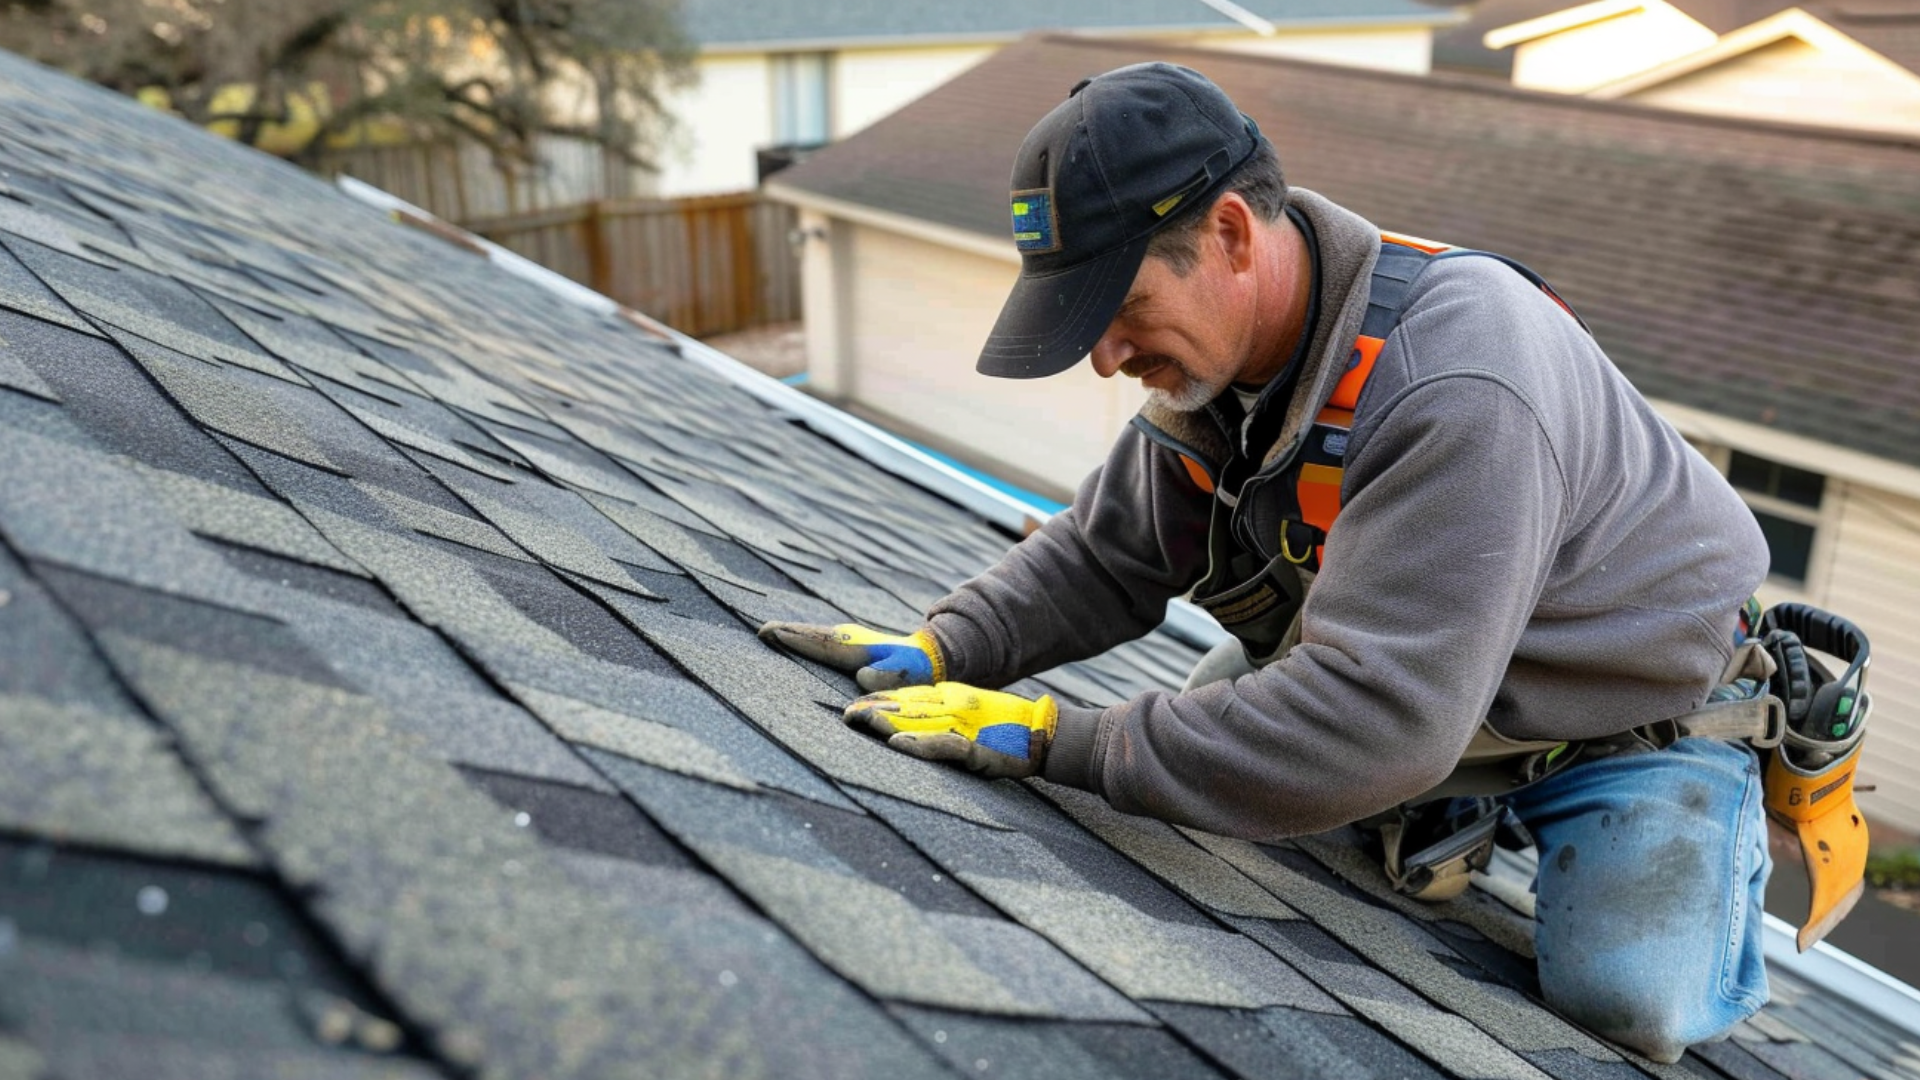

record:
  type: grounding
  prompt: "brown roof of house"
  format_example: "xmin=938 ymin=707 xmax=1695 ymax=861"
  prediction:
xmin=772 ymin=33 xmax=1920 ymax=472
xmin=1426 ymin=0 xmax=1587 ymax=74
xmin=1672 ymin=0 xmax=1802 ymax=34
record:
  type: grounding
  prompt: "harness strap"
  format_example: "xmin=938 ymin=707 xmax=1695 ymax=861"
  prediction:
xmin=1283 ymin=236 xmax=1587 ymax=570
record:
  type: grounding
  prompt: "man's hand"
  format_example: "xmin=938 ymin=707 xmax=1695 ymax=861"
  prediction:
xmin=757 ymin=622 xmax=946 ymax=691
xmin=844 ymin=683 xmax=1057 ymax=780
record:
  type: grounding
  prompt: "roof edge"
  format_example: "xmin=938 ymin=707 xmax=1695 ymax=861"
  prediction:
xmin=1588 ymin=8 xmax=1919 ymax=99
xmin=1763 ymin=914 xmax=1920 ymax=1038
xmin=764 ymin=182 xmax=1019 ymax=264
xmin=1652 ymin=398 xmax=1920 ymax=496
xmin=1484 ymin=0 xmax=1652 ymax=49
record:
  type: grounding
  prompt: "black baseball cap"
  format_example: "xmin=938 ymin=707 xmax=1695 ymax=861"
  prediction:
xmin=976 ymin=62 xmax=1267 ymax=379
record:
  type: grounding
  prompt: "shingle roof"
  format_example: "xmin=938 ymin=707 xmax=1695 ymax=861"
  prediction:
xmin=1426 ymin=0 xmax=1567 ymax=75
xmin=0 ymin=43 xmax=1914 ymax=1080
xmin=770 ymin=33 xmax=1920 ymax=474
xmin=1675 ymin=0 xmax=1807 ymax=35
xmin=682 ymin=0 xmax=1453 ymax=50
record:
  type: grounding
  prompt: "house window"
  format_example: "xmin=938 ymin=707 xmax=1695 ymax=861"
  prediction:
xmin=1727 ymin=450 xmax=1824 ymax=585
xmin=771 ymin=52 xmax=832 ymax=147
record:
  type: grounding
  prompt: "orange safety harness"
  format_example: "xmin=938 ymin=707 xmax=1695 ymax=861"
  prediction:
xmin=1174 ymin=234 xmax=1585 ymax=663
xmin=1191 ymin=232 xmax=1588 ymax=575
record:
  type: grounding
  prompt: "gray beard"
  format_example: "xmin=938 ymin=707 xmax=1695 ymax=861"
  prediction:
xmin=1145 ymin=370 xmax=1231 ymax=413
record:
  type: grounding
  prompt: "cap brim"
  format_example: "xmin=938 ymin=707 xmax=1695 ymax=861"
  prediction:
xmin=975 ymin=234 xmax=1151 ymax=379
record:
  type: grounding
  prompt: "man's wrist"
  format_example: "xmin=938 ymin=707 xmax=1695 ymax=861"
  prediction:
xmin=906 ymin=629 xmax=946 ymax=683
xmin=922 ymin=619 xmax=965 ymax=683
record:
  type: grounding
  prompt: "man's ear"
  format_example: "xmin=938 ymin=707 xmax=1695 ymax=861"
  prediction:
xmin=1209 ymin=193 xmax=1257 ymax=274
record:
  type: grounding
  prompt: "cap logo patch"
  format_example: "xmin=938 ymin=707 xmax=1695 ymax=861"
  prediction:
xmin=1011 ymin=188 xmax=1061 ymax=254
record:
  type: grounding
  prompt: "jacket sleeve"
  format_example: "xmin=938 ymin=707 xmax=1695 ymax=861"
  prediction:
xmin=925 ymin=422 xmax=1213 ymax=689
xmin=1043 ymin=372 xmax=1569 ymax=841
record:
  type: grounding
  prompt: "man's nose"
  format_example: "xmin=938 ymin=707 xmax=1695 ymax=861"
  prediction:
xmin=1089 ymin=332 xmax=1133 ymax=378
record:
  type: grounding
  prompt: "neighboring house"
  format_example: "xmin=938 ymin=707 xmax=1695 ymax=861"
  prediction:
xmin=1426 ymin=0 xmax=1609 ymax=77
xmin=2 ymin=44 xmax=1916 ymax=1077
xmin=1484 ymin=0 xmax=1920 ymax=134
xmin=766 ymin=33 xmax=1920 ymax=838
xmin=654 ymin=0 xmax=1461 ymax=196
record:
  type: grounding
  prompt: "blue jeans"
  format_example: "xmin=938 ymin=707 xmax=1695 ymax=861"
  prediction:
xmin=1499 ymin=737 xmax=1772 ymax=1062
xmin=1184 ymin=638 xmax=1771 ymax=1060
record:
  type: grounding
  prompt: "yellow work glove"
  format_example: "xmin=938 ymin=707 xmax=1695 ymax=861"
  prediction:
xmin=844 ymin=682 xmax=1057 ymax=780
xmin=757 ymin=621 xmax=945 ymax=691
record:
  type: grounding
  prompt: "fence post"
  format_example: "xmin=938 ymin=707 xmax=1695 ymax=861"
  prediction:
xmin=730 ymin=199 xmax=756 ymax=334
xmin=580 ymin=200 xmax=612 ymax=297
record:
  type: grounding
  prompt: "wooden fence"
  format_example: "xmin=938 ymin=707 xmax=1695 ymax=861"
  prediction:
xmin=316 ymin=137 xmax=649 ymax=221
xmin=465 ymin=194 xmax=801 ymax=339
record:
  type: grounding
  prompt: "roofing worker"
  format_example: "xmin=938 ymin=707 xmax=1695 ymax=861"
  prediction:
xmin=762 ymin=63 xmax=1779 ymax=1062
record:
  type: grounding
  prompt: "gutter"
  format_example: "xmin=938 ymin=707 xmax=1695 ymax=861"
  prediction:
xmin=762 ymin=183 xmax=1016 ymax=265
xmin=336 ymin=175 xmax=1228 ymax=651
xmin=1762 ymin=913 xmax=1920 ymax=1039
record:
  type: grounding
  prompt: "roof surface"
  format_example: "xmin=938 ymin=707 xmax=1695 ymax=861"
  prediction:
xmin=681 ymin=0 xmax=1451 ymax=50
xmin=1426 ymin=0 xmax=1566 ymax=75
xmin=770 ymin=33 xmax=1920 ymax=474
xmin=0 ymin=43 xmax=1915 ymax=1080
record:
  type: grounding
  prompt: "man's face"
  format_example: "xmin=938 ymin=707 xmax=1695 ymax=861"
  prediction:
xmin=1087 ymin=245 xmax=1252 ymax=413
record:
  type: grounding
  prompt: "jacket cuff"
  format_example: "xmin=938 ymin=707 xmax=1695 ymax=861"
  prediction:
xmin=1042 ymin=703 xmax=1107 ymax=791
xmin=925 ymin=617 xmax=975 ymax=684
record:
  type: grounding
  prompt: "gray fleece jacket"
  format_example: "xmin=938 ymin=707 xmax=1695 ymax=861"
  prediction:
xmin=926 ymin=190 xmax=1769 ymax=841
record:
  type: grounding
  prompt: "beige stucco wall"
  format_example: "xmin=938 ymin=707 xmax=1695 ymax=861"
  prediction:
xmin=833 ymin=45 xmax=999 ymax=137
xmin=1173 ymin=26 xmax=1434 ymax=74
xmin=657 ymin=54 xmax=775 ymax=197
xmin=1622 ymin=36 xmax=1920 ymax=136
xmin=1509 ymin=4 xmax=1715 ymax=94
xmin=823 ymin=222 xmax=1147 ymax=494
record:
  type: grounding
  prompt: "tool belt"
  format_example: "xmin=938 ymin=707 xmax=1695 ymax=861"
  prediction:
xmin=1369 ymin=602 xmax=1872 ymax=951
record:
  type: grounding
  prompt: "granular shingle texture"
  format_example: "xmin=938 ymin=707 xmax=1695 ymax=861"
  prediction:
xmin=0 ymin=41 xmax=1912 ymax=1080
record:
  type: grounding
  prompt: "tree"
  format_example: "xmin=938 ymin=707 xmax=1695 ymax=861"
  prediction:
xmin=0 ymin=0 xmax=695 ymax=170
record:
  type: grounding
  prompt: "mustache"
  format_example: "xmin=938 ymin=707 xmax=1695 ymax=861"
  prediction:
xmin=1120 ymin=356 xmax=1178 ymax=379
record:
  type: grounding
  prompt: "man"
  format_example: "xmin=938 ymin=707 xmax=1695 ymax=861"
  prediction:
xmin=761 ymin=62 xmax=1773 ymax=1061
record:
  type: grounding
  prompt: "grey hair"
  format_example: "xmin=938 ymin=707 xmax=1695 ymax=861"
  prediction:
xmin=1144 ymin=144 xmax=1288 ymax=276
